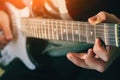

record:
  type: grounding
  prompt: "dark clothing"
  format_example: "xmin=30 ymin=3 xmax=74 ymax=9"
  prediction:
xmin=1 ymin=38 xmax=120 ymax=80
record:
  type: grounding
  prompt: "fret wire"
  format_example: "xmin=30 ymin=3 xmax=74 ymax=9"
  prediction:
xmin=36 ymin=20 xmax=39 ymax=38
xmin=61 ymin=20 xmax=63 ymax=40
xmin=30 ymin=22 xmax=33 ymax=37
xmin=66 ymin=21 xmax=68 ymax=41
xmin=40 ymin=20 xmax=42 ymax=38
xmin=42 ymin=19 xmax=45 ymax=38
xmin=104 ymin=24 xmax=107 ymax=44
xmin=78 ymin=23 xmax=81 ymax=42
xmin=94 ymin=25 xmax=97 ymax=40
xmin=45 ymin=21 xmax=48 ymax=39
xmin=52 ymin=20 xmax=54 ymax=40
xmin=43 ymin=19 xmax=46 ymax=38
xmin=43 ymin=20 xmax=47 ymax=39
xmin=33 ymin=21 xmax=36 ymax=38
xmin=34 ymin=20 xmax=36 ymax=38
xmin=86 ymin=23 xmax=88 ymax=43
xmin=48 ymin=19 xmax=50 ymax=39
xmin=31 ymin=20 xmax=34 ymax=37
xmin=56 ymin=20 xmax=59 ymax=40
xmin=72 ymin=21 xmax=74 ymax=41
xmin=54 ymin=20 xmax=56 ymax=40
xmin=115 ymin=24 xmax=119 ymax=47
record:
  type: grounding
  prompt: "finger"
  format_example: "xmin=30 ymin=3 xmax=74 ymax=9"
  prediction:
xmin=88 ymin=11 xmax=106 ymax=25
xmin=1 ymin=23 xmax=13 ymax=41
xmin=88 ymin=16 xmax=99 ymax=25
xmin=66 ymin=52 xmax=91 ymax=69
xmin=93 ymin=38 xmax=109 ymax=62
xmin=85 ymin=49 xmax=106 ymax=72
xmin=102 ymin=12 xmax=120 ymax=23
xmin=0 ymin=35 xmax=9 ymax=44
xmin=88 ymin=11 xmax=120 ymax=25
xmin=0 ymin=11 xmax=13 ymax=41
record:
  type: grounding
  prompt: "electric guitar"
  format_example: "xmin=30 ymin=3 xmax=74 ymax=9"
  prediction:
xmin=1 ymin=2 xmax=120 ymax=77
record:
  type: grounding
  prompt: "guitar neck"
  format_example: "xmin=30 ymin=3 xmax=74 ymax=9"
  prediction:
xmin=20 ymin=17 xmax=120 ymax=47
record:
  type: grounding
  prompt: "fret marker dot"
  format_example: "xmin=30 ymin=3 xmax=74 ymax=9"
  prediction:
xmin=90 ymin=31 xmax=93 ymax=35
xmin=63 ymin=29 xmax=66 ymax=32
xmin=75 ymin=30 xmax=78 ymax=34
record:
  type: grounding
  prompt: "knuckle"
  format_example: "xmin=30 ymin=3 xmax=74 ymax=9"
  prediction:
xmin=98 ymin=11 xmax=107 ymax=21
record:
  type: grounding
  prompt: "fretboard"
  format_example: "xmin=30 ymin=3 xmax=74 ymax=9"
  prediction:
xmin=20 ymin=17 xmax=120 ymax=47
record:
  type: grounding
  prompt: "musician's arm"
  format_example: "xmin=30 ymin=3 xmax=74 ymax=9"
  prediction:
xmin=0 ymin=2 xmax=13 ymax=49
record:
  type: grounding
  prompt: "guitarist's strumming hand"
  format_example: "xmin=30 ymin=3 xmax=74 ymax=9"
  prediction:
xmin=0 ymin=10 xmax=13 ymax=49
xmin=66 ymin=11 xmax=120 ymax=72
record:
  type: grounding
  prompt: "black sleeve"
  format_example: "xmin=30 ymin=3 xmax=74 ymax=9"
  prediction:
xmin=65 ymin=0 xmax=120 ymax=21
xmin=103 ymin=0 xmax=120 ymax=18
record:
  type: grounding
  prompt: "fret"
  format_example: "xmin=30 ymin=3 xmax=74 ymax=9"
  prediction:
xmin=72 ymin=21 xmax=74 ymax=41
xmin=48 ymin=20 xmax=53 ymax=39
xmin=35 ymin=20 xmax=39 ymax=38
xmin=29 ymin=20 xmax=33 ymax=37
xmin=79 ymin=22 xmax=87 ymax=42
xmin=72 ymin=21 xmax=79 ymax=42
xmin=47 ymin=19 xmax=50 ymax=39
xmin=41 ymin=20 xmax=44 ymax=39
xmin=31 ymin=19 xmax=34 ymax=37
xmin=36 ymin=20 xmax=40 ymax=38
xmin=107 ymin=23 xmax=116 ymax=46
xmin=43 ymin=19 xmax=47 ymax=38
xmin=65 ymin=21 xmax=68 ymax=41
xmin=78 ymin=23 xmax=81 ymax=42
xmin=86 ymin=23 xmax=95 ymax=43
xmin=103 ymin=24 xmax=111 ymax=45
xmin=118 ymin=25 xmax=120 ymax=47
xmin=94 ymin=25 xmax=97 ymax=40
xmin=44 ymin=19 xmax=47 ymax=39
xmin=56 ymin=20 xmax=59 ymax=40
xmin=53 ymin=20 xmax=57 ymax=40
xmin=44 ymin=21 xmax=47 ymax=39
xmin=60 ymin=20 xmax=63 ymax=40
xmin=61 ymin=20 xmax=67 ymax=41
xmin=33 ymin=23 xmax=36 ymax=38
xmin=57 ymin=24 xmax=61 ymax=40
xmin=95 ymin=24 xmax=105 ymax=42
xmin=67 ymin=22 xmax=72 ymax=41
xmin=39 ymin=19 xmax=42 ymax=38
xmin=51 ymin=20 xmax=54 ymax=40
xmin=114 ymin=24 xmax=119 ymax=47
xmin=86 ymin=23 xmax=88 ymax=43
xmin=104 ymin=24 xmax=107 ymax=45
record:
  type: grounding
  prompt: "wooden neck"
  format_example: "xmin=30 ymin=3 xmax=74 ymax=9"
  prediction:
xmin=20 ymin=17 xmax=120 ymax=47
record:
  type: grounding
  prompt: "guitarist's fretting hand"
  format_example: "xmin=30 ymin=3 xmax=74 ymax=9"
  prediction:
xmin=0 ymin=10 xmax=13 ymax=49
xmin=66 ymin=11 xmax=120 ymax=72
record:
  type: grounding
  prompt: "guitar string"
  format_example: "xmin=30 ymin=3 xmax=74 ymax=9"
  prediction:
xmin=11 ymin=18 xmax=120 ymax=40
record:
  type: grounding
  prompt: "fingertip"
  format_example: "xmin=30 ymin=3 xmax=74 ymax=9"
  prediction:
xmin=97 ymin=66 xmax=106 ymax=73
xmin=66 ymin=52 xmax=74 ymax=60
xmin=87 ymin=49 xmax=94 ymax=57
xmin=6 ymin=34 xmax=13 ymax=41
xmin=88 ymin=17 xmax=96 ymax=25
xmin=95 ymin=38 xmax=103 ymax=47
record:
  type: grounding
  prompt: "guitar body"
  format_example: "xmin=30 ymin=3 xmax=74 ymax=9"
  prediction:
xmin=0 ymin=2 xmax=36 ymax=75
